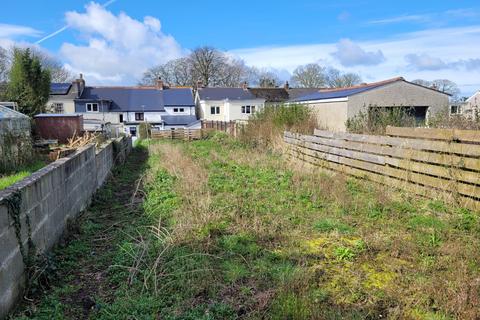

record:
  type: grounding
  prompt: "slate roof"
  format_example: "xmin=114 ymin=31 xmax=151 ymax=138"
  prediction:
xmin=197 ymin=88 xmax=258 ymax=100
xmin=249 ymin=88 xmax=289 ymax=103
xmin=78 ymin=87 xmax=195 ymax=112
xmin=162 ymin=115 xmax=198 ymax=125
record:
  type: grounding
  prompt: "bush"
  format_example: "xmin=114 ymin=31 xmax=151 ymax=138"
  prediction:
xmin=239 ymin=104 xmax=318 ymax=147
xmin=346 ymin=106 xmax=417 ymax=134
xmin=138 ymin=123 xmax=152 ymax=140
xmin=428 ymin=108 xmax=480 ymax=130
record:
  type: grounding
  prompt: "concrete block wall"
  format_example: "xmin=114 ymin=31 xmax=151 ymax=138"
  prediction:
xmin=0 ymin=136 xmax=131 ymax=319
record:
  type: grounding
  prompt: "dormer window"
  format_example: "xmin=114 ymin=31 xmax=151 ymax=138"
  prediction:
xmin=173 ymin=107 xmax=185 ymax=113
xmin=86 ymin=103 xmax=99 ymax=112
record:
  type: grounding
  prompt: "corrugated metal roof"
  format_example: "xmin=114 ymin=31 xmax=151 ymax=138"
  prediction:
xmin=34 ymin=113 xmax=82 ymax=118
xmin=162 ymin=115 xmax=197 ymax=125
xmin=78 ymin=87 xmax=195 ymax=112
xmin=0 ymin=105 xmax=29 ymax=119
xmin=197 ymin=88 xmax=258 ymax=100
xmin=292 ymin=77 xmax=405 ymax=102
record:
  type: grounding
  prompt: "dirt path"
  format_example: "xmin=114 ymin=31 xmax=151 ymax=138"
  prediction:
xmin=14 ymin=147 xmax=149 ymax=319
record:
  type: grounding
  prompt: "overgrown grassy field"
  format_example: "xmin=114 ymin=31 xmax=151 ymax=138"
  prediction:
xmin=0 ymin=161 xmax=46 ymax=190
xmin=14 ymin=135 xmax=480 ymax=319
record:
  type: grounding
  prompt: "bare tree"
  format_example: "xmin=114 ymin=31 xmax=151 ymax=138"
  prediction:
xmin=291 ymin=63 xmax=326 ymax=88
xmin=171 ymin=57 xmax=192 ymax=86
xmin=0 ymin=47 xmax=9 ymax=83
xmin=140 ymin=47 xmax=257 ymax=87
xmin=245 ymin=67 xmax=280 ymax=87
xmin=30 ymin=48 xmax=74 ymax=83
xmin=411 ymin=79 xmax=431 ymax=87
xmin=340 ymin=72 xmax=363 ymax=87
xmin=189 ymin=46 xmax=227 ymax=86
xmin=431 ymin=79 xmax=460 ymax=99
xmin=412 ymin=78 xmax=460 ymax=100
xmin=324 ymin=67 xmax=362 ymax=88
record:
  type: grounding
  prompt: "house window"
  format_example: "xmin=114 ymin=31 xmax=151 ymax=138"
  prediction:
xmin=119 ymin=114 xmax=124 ymax=123
xmin=450 ymin=105 xmax=459 ymax=114
xmin=129 ymin=127 xmax=137 ymax=137
xmin=241 ymin=105 xmax=254 ymax=114
xmin=52 ymin=103 xmax=64 ymax=113
xmin=173 ymin=107 xmax=185 ymax=113
xmin=210 ymin=106 xmax=220 ymax=115
xmin=135 ymin=112 xmax=144 ymax=121
xmin=86 ymin=103 xmax=99 ymax=112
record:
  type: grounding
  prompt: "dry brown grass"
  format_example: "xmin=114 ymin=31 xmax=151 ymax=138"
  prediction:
xmin=146 ymin=143 xmax=219 ymax=245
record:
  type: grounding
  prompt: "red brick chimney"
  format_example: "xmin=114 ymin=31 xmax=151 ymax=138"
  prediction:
xmin=196 ymin=80 xmax=204 ymax=88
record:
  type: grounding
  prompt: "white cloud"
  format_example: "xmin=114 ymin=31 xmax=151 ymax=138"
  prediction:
xmin=60 ymin=2 xmax=183 ymax=84
xmin=369 ymin=14 xmax=430 ymax=25
xmin=405 ymin=53 xmax=480 ymax=71
xmin=230 ymin=25 xmax=480 ymax=96
xmin=405 ymin=53 xmax=448 ymax=70
xmin=337 ymin=11 xmax=351 ymax=22
xmin=331 ymin=39 xmax=385 ymax=67
xmin=0 ymin=23 xmax=41 ymax=38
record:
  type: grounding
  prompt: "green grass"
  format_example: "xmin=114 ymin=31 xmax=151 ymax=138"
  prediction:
xmin=13 ymin=136 xmax=480 ymax=319
xmin=0 ymin=161 xmax=46 ymax=190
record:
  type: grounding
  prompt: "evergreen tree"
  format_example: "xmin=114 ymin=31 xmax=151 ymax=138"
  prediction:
xmin=6 ymin=48 xmax=51 ymax=117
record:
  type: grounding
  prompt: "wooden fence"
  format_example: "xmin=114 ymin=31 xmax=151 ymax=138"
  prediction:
xmin=201 ymin=120 xmax=239 ymax=137
xmin=151 ymin=129 xmax=202 ymax=141
xmin=285 ymin=126 xmax=480 ymax=211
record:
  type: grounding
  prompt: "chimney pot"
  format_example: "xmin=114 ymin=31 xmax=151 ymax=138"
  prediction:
xmin=242 ymin=81 xmax=248 ymax=90
xmin=284 ymin=81 xmax=290 ymax=90
xmin=196 ymin=80 xmax=204 ymax=88
xmin=156 ymin=77 xmax=164 ymax=90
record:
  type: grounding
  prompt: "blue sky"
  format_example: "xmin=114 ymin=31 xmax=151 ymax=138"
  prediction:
xmin=1 ymin=0 xmax=480 ymax=95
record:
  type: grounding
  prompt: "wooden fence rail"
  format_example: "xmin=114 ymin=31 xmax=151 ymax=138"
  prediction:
xmin=151 ymin=129 xmax=203 ymax=141
xmin=285 ymin=126 xmax=480 ymax=211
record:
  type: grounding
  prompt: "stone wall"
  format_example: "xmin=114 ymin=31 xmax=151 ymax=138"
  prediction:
xmin=0 ymin=136 xmax=132 ymax=319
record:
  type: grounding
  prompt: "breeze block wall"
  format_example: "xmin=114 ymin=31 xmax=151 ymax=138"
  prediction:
xmin=0 ymin=136 xmax=132 ymax=319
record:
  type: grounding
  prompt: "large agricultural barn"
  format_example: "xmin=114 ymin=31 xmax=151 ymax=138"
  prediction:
xmin=292 ymin=77 xmax=450 ymax=132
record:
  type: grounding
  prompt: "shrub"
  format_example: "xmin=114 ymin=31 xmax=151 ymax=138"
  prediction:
xmin=239 ymin=104 xmax=318 ymax=147
xmin=346 ymin=106 xmax=417 ymax=134
xmin=428 ymin=108 xmax=480 ymax=130
xmin=138 ymin=122 xmax=152 ymax=140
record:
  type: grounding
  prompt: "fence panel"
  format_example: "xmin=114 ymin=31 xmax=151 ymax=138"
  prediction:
xmin=285 ymin=127 xmax=480 ymax=211
xmin=151 ymin=129 xmax=203 ymax=141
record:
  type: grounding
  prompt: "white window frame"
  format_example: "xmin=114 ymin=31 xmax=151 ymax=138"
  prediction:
xmin=210 ymin=106 xmax=220 ymax=115
xmin=53 ymin=103 xmax=64 ymax=113
xmin=86 ymin=103 xmax=99 ymax=113
xmin=135 ymin=112 xmax=144 ymax=121
xmin=173 ymin=107 xmax=185 ymax=113
xmin=242 ymin=105 xmax=255 ymax=114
